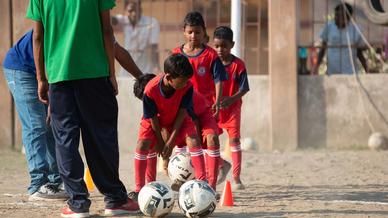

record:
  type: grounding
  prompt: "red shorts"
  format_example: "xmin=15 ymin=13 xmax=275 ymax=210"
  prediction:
xmin=198 ymin=111 xmax=218 ymax=149
xmin=198 ymin=110 xmax=218 ymax=139
xmin=176 ymin=110 xmax=218 ymax=149
xmin=218 ymin=109 xmax=241 ymax=139
xmin=138 ymin=116 xmax=197 ymax=148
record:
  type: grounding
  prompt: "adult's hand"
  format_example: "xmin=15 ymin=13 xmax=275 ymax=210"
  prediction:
xmin=109 ymin=75 xmax=118 ymax=95
xmin=38 ymin=79 xmax=49 ymax=104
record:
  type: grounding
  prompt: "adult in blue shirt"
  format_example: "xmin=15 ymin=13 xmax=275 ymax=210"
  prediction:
xmin=2 ymin=30 xmax=67 ymax=201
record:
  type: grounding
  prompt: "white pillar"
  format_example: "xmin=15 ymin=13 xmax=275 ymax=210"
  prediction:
xmin=231 ymin=0 xmax=242 ymax=58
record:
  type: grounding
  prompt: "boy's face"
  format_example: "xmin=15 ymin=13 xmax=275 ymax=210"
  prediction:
xmin=167 ymin=76 xmax=189 ymax=90
xmin=183 ymin=25 xmax=205 ymax=46
xmin=213 ymin=38 xmax=234 ymax=60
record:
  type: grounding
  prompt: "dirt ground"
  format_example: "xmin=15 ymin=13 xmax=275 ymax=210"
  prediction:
xmin=1 ymin=148 xmax=388 ymax=218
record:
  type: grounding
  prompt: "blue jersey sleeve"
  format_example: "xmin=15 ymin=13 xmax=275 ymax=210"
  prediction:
xmin=180 ymin=86 xmax=194 ymax=109
xmin=238 ymin=70 xmax=250 ymax=92
xmin=211 ymin=58 xmax=228 ymax=83
xmin=143 ymin=94 xmax=158 ymax=119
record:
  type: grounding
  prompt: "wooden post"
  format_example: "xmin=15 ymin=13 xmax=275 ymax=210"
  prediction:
xmin=268 ymin=0 xmax=298 ymax=151
xmin=0 ymin=0 xmax=14 ymax=149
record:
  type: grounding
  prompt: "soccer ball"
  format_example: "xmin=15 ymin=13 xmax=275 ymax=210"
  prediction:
xmin=178 ymin=180 xmax=217 ymax=218
xmin=138 ymin=181 xmax=175 ymax=217
xmin=368 ymin=132 xmax=388 ymax=150
xmin=168 ymin=152 xmax=195 ymax=183
xmin=241 ymin=137 xmax=257 ymax=151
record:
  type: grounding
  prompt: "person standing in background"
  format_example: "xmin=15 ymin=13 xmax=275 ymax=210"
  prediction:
xmin=311 ymin=3 xmax=368 ymax=75
xmin=112 ymin=0 xmax=160 ymax=75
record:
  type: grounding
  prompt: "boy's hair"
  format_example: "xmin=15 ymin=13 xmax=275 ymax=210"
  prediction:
xmin=183 ymin=11 xmax=206 ymax=30
xmin=335 ymin=3 xmax=353 ymax=16
xmin=213 ymin=26 xmax=234 ymax=43
xmin=133 ymin=74 xmax=156 ymax=100
xmin=164 ymin=54 xmax=193 ymax=79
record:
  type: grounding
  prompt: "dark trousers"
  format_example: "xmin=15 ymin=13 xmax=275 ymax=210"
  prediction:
xmin=49 ymin=77 xmax=127 ymax=212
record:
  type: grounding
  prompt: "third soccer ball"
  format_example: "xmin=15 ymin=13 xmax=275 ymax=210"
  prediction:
xmin=168 ymin=152 xmax=195 ymax=183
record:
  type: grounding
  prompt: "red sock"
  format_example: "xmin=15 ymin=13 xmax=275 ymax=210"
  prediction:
xmin=206 ymin=147 xmax=220 ymax=190
xmin=230 ymin=142 xmax=242 ymax=180
xmin=134 ymin=149 xmax=148 ymax=192
xmin=146 ymin=150 xmax=157 ymax=183
xmin=188 ymin=147 xmax=206 ymax=180
xmin=175 ymin=146 xmax=188 ymax=155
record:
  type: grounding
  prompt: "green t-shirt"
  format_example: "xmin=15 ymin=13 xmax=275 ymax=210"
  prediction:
xmin=26 ymin=0 xmax=116 ymax=83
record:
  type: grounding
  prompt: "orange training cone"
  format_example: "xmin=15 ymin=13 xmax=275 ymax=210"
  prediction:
xmin=84 ymin=167 xmax=95 ymax=192
xmin=220 ymin=180 xmax=234 ymax=206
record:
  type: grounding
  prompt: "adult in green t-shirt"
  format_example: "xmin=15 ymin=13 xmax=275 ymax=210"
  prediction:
xmin=27 ymin=1 xmax=139 ymax=217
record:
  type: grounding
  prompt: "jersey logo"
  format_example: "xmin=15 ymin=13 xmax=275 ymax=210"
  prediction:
xmin=198 ymin=66 xmax=206 ymax=76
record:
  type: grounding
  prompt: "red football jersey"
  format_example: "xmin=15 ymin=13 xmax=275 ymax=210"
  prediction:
xmin=193 ymin=90 xmax=210 ymax=116
xmin=219 ymin=56 xmax=249 ymax=122
xmin=143 ymin=74 xmax=193 ymax=126
xmin=172 ymin=45 xmax=227 ymax=104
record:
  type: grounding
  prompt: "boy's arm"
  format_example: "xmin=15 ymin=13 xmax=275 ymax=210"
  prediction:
xmin=150 ymin=116 xmax=165 ymax=155
xmin=100 ymin=9 xmax=117 ymax=94
xmin=187 ymin=105 xmax=202 ymax=140
xmin=162 ymin=86 xmax=194 ymax=158
xmin=143 ymin=94 xmax=164 ymax=155
xmin=220 ymin=70 xmax=249 ymax=108
xmin=220 ymin=90 xmax=248 ymax=109
xmin=32 ymin=21 xmax=48 ymax=104
xmin=213 ymin=82 xmax=222 ymax=118
xmin=211 ymin=58 xmax=227 ymax=118
xmin=115 ymin=42 xmax=143 ymax=78
xmin=162 ymin=108 xmax=186 ymax=159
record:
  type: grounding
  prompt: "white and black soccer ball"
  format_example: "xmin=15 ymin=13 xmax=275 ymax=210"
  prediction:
xmin=178 ymin=180 xmax=217 ymax=218
xmin=138 ymin=181 xmax=175 ymax=217
xmin=368 ymin=132 xmax=388 ymax=150
xmin=168 ymin=152 xmax=195 ymax=183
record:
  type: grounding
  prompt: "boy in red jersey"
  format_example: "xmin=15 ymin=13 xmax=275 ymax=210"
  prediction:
xmin=170 ymin=90 xmax=221 ymax=191
xmin=133 ymin=74 xmax=220 ymax=192
xmin=213 ymin=26 xmax=250 ymax=190
xmin=172 ymin=11 xmax=227 ymax=118
xmin=129 ymin=54 xmax=206 ymax=200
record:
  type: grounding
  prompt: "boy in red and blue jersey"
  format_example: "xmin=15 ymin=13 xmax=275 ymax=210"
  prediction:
xmin=172 ymin=11 xmax=227 ymax=118
xmin=174 ymin=90 xmax=221 ymax=191
xmin=129 ymin=54 xmax=206 ymax=200
xmin=213 ymin=26 xmax=250 ymax=190
xmin=134 ymin=74 xmax=221 ymax=192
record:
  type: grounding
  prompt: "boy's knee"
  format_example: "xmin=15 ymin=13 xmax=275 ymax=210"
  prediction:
xmin=230 ymin=138 xmax=240 ymax=145
xmin=207 ymin=134 xmax=220 ymax=148
xmin=186 ymin=136 xmax=201 ymax=148
xmin=137 ymin=140 xmax=151 ymax=151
